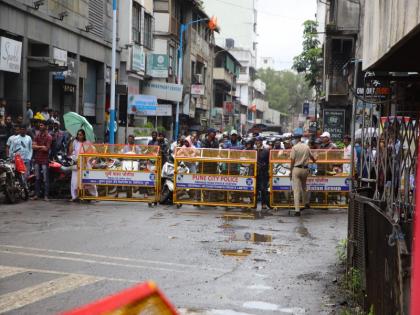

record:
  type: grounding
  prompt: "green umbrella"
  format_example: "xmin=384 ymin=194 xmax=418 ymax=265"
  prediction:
xmin=63 ymin=112 xmax=95 ymax=142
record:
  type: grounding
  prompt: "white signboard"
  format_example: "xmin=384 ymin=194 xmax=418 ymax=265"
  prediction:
xmin=132 ymin=45 xmax=146 ymax=72
xmin=53 ymin=47 xmax=67 ymax=66
xmin=0 ymin=37 xmax=22 ymax=73
xmin=191 ymin=84 xmax=205 ymax=96
xmin=272 ymin=176 xmax=350 ymax=192
xmin=176 ymin=174 xmax=255 ymax=191
xmin=82 ymin=170 xmax=156 ymax=186
xmin=142 ymin=81 xmax=183 ymax=102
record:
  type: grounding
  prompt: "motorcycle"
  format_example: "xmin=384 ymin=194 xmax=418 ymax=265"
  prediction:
xmin=0 ymin=156 xmax=28 ymax=204
xmin=160 ymin=156 xmax=190 ymax=206
xmin=27 ymin=151 xmax=74 ymax=199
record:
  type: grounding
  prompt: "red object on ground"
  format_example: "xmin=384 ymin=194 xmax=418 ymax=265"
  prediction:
xmin=60 ymin=281 xmax=178 ymax=315
xmin=411 ymin=137 xmax=420 ymax=314
xmin=14 ymin=154 xmax=26 ymax=173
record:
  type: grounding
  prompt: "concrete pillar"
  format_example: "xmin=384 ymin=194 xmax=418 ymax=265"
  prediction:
xmin=22 ymin=37 xmax=28 ymax=115
xmin=48 ymin=45 xmax=53 ymax=108
xmin=95 ymin=63 xmax=106 ymax=142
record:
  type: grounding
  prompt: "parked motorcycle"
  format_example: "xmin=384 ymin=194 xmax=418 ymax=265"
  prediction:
xmin=160 ymin=156 xmax=190 ymax=206
xmin=0 ymin=157 xmax=28 ymax=204
xmin=27 ymin=151 xmax=74 ymax=199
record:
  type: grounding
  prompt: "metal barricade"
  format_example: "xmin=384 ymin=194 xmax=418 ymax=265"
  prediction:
xmin=78 ymin=144 xmax=161 ymax=202
xmin=269 ymin=149 xmax=351 ymax=209
xmin=173 ymin=148 xmax=257 ymax=208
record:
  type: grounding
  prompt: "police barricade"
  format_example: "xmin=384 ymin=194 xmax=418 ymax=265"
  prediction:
xmin=78 ymin=144 xmax=161 ymax=202
xmin=269 ymin=149 xmax=351 ymax=209
xmin=173 ymin=147 xmax=257 ymax=208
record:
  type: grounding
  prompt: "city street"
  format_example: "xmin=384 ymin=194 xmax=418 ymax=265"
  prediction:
xmin=0 ymin=201 xmax=346 ymax=315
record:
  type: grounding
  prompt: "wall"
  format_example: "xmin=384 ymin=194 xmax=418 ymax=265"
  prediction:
xmin=362 ymin=0 xmax=420 ymax=70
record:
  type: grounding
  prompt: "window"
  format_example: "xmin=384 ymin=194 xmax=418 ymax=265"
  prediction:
xmin=240 ymin=67 xmax=247 ymax=74
xmin=144 ymin=13 xmax=154 ymax=49
xmin=132 ymin=2 xmax=141 ymax=44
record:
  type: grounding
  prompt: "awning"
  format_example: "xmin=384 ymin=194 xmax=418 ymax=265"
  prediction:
xmin=27 ymin=56 xmax=68 ymax=72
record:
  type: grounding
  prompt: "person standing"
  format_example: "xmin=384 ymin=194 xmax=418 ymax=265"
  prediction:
xmin=0 ymin=115 xmax=8 ymax=159
xmin=24 ymin=101 xmax=34 ymax=127
xmin=9 ymin=125 xmax=32 ymax=181
xmin=343 ymin=135 xmax=352 ymax=174
xmin=5 ymin=115 xmax=14 ymax=139
xmin=0 ymin=99 xmax=6 ymax=122
xmin=32 ymin=121 xmax=52 ymax=201
xmin=290 ymin=133 xmax=316 ymax=216
xmin=41 ymin=106 xmax=50 ymax=121
xmin=148 ymin=131 xmax=158 ymax=146
xmin=202 ymin=128 xmax=219 ymax=149
xmin=320 ymin=131 xmax=337 ymax=149
xmin=223 ymin=130 xmax=243 ymax=150
xmin=50 ymin=120 xmax=66 ymax=158
xmin=69 ymin=129 xmax=95 ymax=201
xmin=255 ymin=137 xmax=270 ymax=212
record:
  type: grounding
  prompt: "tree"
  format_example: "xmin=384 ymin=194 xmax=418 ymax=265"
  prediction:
xmin=257 ymin=68 xmax=313 ymax=113
xmin=292 ymin=20 xmax=322 ymax=89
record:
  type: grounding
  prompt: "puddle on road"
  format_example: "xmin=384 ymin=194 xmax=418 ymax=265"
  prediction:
xmin=294 ymin=225 xmax=315 ymax=239
xmin=220 ymin=249 xmax=252 ymax=257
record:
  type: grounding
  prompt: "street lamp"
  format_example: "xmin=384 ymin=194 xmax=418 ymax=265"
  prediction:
xmin=109 ymin=0 xmax=117 ymax=144
xmin=174 ymin=16 xmax=217 ymax=140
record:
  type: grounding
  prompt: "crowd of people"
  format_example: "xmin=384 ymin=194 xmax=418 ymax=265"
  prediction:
xmin=0 ymin=99 xmax=71 ymax=201
xmin=141 ymin=127 xmax=346 ymax=214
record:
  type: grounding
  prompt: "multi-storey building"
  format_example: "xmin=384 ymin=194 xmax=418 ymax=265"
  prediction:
xmin=0 ymin=0 xmax=116 ymax=141
xmin=153 ymin=0 xmax=215 ymax=136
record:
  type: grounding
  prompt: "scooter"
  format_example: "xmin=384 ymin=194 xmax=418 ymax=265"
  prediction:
xmin=160 ymin=156 xmax=190 ymax=206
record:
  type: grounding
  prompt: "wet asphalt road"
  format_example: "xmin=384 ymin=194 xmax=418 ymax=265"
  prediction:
xmin=0 ymin=201 xmax=346 ymax=315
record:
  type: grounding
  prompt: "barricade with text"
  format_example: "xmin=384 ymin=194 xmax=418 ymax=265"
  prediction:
xmin=174 ymin=148 xmax=258 ymax=208
xmin=269 ymin=149 xmax=351 ymax=209
xmin=78 ymin=144 xmax=161 ymax=202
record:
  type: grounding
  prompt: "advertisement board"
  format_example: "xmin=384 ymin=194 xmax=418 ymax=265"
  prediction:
xmin=176 ymin=174 xmax=254 ymax=191
xmin=191 ymin=84 xmax=205 ymax=96
xmin=0 ymin=37 xmax=22 ymax=73
xmin=128 ymin=94 xmax=158 ymax=115
xmin=323 ymin=109 xmax=346 ymax=142
xmin=82 ymin=170 xmax=156 ymax=186
xmin=142 ymin=81 xmax=183 ymax=102
xmin=147 ymin=54 xmax=169 ymax=78
xmin=271 ymin=176 xmax=350 ymax=192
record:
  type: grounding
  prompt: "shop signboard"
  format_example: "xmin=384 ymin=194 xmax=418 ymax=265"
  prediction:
xmin=0 ymin=37 xmax=22 ymax=73
xmin=82 ymin=170 xmax=155 ymax=186
xmin=223 ymin=101 xmax=234 ymax=115
xmin=272 ymin=176 xmax=350 ymax=192
xmin=147 ymin=54 xmax=169 ymax=78
xmin=132 ymin=45 xmax=146 ymax=72
xmin=142 ymin=81 xmax=183 ymax=102
xmin=53 ymin=47 xmax=67 ymax=66
xmin=323 ymin=109 xmax=345 ymax=142
xmin=176 ymin=174 xmax=254 ymax=191
xmin=191 ymin=84 xmax=205 ymax=96
xmin=128 ymin=94 xmax=158 ymax=115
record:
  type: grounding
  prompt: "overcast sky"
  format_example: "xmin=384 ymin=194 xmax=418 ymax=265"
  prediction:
xmin=257 ymin=0 xmax=317 ymax=70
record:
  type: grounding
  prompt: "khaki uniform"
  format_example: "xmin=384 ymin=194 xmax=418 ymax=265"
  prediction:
xmin=290 ymin=142 xmax=312 ymax=212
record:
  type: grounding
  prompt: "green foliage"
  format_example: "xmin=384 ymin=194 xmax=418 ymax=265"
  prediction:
xmin=257 ymin=69 xmax=313 ymax=113
xmin=144 ymin=122 xmax=154 ymax=129
xmin=157 ymin=126 xmax=166 ymax=133
xmin=335 ymin=141 xmax=345 ymax=149
xmin=293 ymin=20 xmax=323 ymax=89
xmin=336 ymin=239 xmax=348 ymax=265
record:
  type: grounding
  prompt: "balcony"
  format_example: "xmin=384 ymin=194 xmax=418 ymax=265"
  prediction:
xmin=213 ymin=68 xmax=236 ymax=89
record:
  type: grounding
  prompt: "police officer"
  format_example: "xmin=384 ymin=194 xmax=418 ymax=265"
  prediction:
xmin=290 ymin=133 xmax=316 ymax=216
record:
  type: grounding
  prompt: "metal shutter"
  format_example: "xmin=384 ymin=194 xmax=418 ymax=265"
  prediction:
xmin=88 ymin=0 xmax=104 ymax=39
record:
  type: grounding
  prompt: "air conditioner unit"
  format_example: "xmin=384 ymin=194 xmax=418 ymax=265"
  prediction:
xmin=196 ymin=74 xmax=203 ymax=84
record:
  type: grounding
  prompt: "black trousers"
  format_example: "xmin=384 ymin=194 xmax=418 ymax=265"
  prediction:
xmin=257 ymin=171 xmax=269 ymax=206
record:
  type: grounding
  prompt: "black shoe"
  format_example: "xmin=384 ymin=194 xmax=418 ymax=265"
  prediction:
xmin=294 ymin=211 xmax=301 ymax=217
xmin=304 ymin=204 xmax=311 ymax=210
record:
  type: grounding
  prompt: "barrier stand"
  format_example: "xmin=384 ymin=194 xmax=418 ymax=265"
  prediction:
xmin=269 ymin=149 xmax=351 ymax=209
xmin=173 ymin=148 xmax=258 ymax=208
xmin=78 ymin=144 xmax=161 ymax=202
xmin=61 ymin=281 xmax=178 ymax=315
